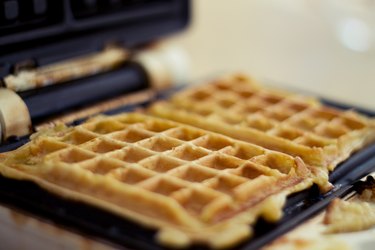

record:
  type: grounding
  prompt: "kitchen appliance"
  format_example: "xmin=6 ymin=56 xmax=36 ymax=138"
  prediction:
xmin=0 ymin=1 xmax=374 ymax=249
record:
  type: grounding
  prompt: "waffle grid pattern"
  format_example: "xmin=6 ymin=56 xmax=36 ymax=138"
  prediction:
xmin=1 ymin=74 xmax=374 ymax=249
xmin=151 ymin=74 xmax=374 ymax=169
xmin=0 ymin=113 xmax=312 ymax=248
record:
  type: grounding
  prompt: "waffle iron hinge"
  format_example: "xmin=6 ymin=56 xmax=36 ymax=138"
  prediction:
xmin=0 ymin=44 xmax=189 ymax=144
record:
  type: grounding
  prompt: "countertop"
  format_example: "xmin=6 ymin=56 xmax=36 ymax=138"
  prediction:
xmin=166 ymin=0 xmax=375 ymax=110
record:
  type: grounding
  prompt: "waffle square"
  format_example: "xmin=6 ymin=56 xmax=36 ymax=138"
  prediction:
xmin=150 ymin=73 xmax=375 ymax=171
xmin=0 ymin=113 xmax=316 ymax=248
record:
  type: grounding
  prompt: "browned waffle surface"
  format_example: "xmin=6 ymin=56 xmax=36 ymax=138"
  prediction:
xmin=0 ymin=113 xmax=315 ymax=249
xmin=150 ymin=73 xmax=375 ymax=171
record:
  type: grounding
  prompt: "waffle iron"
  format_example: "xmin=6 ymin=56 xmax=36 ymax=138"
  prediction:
xmin=0 ymin=1 xmax=375 ymax=249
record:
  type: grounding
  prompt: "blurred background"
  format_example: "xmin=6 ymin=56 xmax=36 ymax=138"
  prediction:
xmin=166 ymin=0 xmax=375 ymax=109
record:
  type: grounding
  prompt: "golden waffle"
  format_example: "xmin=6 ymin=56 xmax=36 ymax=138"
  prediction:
xmin=324 ymin=198 xmax=375 ymax=234
xmin=150 ymin=73 xmax=375 ymax=171
xmin=0 ymin=113 xmax=316 ymax=249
